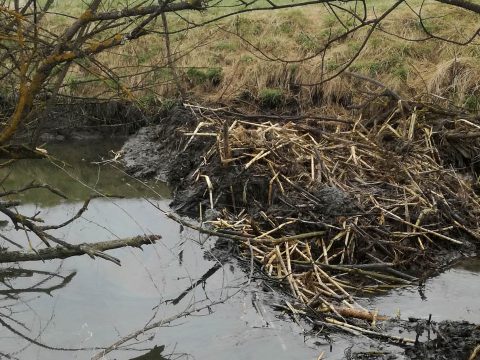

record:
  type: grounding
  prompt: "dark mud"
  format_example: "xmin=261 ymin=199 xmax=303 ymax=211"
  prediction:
xmin=122 ymin=106 xmax=202 ymax=180
xmin=6 ymin=100 xmax=151 ymax=143
xmin=122 ymin=106 xmax=216 ymax=214
xmin=121 ymin=106 xmax=480 ymax=360
xmin=122 ymin=106 xmax=360 ymax=221
xmin=405 ymin=320 xmax=480 ymax=360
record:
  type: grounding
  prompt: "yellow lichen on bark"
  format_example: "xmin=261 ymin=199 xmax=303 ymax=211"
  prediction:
xmin=80 ymin=9 xmax=93 ymax=21
xmin=0 ymin=64 xmax=48 ymax=145
xmin=85 ymin=34 xmax=123 ymax=53
xmin=0 ymin=24 xmax=125 ymax=144
xmin=0 ymin=80 xmax=30 ymax=145
xmin=0 ymin=6 xmax=25 ymax=20
xmin=45 ymin=51 xmax=76 ymax=64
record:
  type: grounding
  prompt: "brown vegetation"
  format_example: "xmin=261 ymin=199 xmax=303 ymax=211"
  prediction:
xmin=159 ymin=101 xmax=480 ymax=329
xmin=1 ymin=0 xmax=480 ymax=145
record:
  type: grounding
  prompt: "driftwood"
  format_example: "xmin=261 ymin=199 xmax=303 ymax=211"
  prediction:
xmin=0 ymin=235 xmax=161 ymax=264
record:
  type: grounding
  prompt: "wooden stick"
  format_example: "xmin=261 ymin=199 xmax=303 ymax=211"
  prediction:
xmin=0 ymin=235 xmax=161 ymax=264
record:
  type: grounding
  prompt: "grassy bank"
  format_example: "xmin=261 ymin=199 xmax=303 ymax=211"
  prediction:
xmin=1 ymin=1 xmax=476 ymax=115
xmin=31 ymin=0 xmax=478 ymax=115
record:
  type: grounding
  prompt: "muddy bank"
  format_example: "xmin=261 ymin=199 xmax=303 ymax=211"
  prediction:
xmin=121 ymin=105 xmax=480 ymax=359
xmin=121 ymin=105 xmax=479 ymax=263
xmin=405 ymin=319 xmax=480 ymax=360
xmin=3 ymin=99 xmax=155 ymax=143
xmin=341 ymin=318 xmax=480 ymax=360
xmin=37 ymin=102 xmax=144 ymax=141
xmin=122 ymin=106 xmax=215 ymax=213
xmin=122 ymin=106 xmax=362 ymax=220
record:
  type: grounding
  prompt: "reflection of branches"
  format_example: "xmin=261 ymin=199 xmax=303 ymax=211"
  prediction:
xmin=0 ymin=315 xmax=82 ymax=351
xmin=0 ymin=267 xmax=76 ymax=301
xmin=0 ymin=181 xmax=66 ymax=199
xmin=0 ymin=267 xmax=85 ymax=354
xmin=167 ymin=263 xmax=222 ymax=305
xmin=0 ymin=270 xmax=76 ymax=295
xmin=39 ymin=194 xmax=99 ymax=230
xmin=91 ymin=288 xmax=242 ymax=360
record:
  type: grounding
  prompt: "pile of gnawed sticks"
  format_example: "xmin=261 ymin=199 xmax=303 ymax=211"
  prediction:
xmin=180 ymin=104 xmax=480 ymax=325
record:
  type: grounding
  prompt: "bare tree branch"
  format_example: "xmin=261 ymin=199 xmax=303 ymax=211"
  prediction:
xmin=0 ymin=235 xmax=161 ymax=263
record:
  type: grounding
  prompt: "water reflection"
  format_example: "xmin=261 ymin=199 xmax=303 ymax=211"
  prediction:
xmin=0 ymin=267 xmax=76 ymax=296
xmin=128 ymin=345 xmax=167 ymax=360
xmin=0 ymin=141 xmax=326 ymax=360
xmin=369 ymin=257 xmax=480 ymax=324
xmin=1 ymin=197 xmax=327 ymax=359
xmin=0 ymin=264 xmax=78 ymax=359
xmin=0 ymin=141 xmax=169 ymax=207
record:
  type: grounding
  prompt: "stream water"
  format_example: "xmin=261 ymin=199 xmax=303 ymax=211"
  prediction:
xmin=0 ymin=141 xmax=478 ymax=360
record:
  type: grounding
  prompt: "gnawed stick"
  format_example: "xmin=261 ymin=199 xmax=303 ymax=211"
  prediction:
xmin=332 ymin=307 xmax=388 ymax=322
xmin=325 ymin=317 xmax=415 ymax=344
xmin=469 ymin=344 xmax=480 ymax=360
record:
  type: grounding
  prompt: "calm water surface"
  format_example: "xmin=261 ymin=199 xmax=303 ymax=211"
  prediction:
xmin=0 ymin=141 xmax=478 ymax=360
xmin=0 ymin=142 xmax=326 ymax=359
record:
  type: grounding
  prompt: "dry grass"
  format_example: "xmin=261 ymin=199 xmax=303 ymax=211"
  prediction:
xmin=10 ymin=0 xmax=480 ymax=113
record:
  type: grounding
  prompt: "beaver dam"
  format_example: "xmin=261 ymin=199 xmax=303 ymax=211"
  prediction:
xmin=122 ymin=104 xmax=480 ymax=358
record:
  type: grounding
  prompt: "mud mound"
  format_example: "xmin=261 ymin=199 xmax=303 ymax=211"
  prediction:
xmin=122 ymin=104 xmax=480 ymax=298
xmin=122 ymin=106 xmax=214 ymax=184
xmin=406 ymin=320 xmax=480 ymax=360
xmin=121 ymin=104 xmax=480 ymax=356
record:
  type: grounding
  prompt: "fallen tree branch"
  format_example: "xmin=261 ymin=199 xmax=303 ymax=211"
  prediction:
xmin=0 ymin=235 xmax=161 ymax=264
xmin=0 ymin=181 xmax=67 ymax=199
xmin=184 ymin=103 xmax=353 ymax=124
xmin=0 ymin=145 xmax=48 ymax=159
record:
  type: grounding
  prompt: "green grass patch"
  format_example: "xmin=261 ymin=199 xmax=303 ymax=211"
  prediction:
xmin=160 ymin=98 xmax=180 ymax=112
xmin=239 ymin=55 xmax=255 ymax=63
xmin=464 ymin=94 xmax=480 ymax=112
xmin=186 ymin=67 xmax=223 ymax=86
xmin=297 ymin=32 xmax=319 ymax=52
xmin=259 ymin=88 xmax=284 ymax=108
xmin=393 ymin=65 xmax=409 ymax=80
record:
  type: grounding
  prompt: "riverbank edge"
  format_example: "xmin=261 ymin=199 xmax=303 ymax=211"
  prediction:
xmin=0 ymin=98 xmax=162 ymax=143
